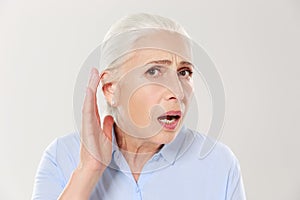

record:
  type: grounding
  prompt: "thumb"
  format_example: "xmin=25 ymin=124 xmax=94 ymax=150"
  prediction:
xmin=102 ymin=115 xmax=114 ymax=141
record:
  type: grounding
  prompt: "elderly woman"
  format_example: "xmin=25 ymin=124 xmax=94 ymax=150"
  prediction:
xmin=32 ymin=13 xmax=246 ymax=200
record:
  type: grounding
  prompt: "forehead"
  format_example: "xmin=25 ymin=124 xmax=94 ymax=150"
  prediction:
xmin=120 ymin=49 xmax=191 ymax=72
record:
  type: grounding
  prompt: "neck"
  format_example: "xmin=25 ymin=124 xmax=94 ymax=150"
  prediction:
xmin=114 ymin=124 xmax=164 ymax=174
xmin=114 ymin=124 xmax=163 ymax=154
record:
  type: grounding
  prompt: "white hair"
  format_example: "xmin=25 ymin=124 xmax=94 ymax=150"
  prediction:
xmin=100 ymin=13 xmax=190 ymax=117
xmin=103 ymin=13 xmax=189 ymax=43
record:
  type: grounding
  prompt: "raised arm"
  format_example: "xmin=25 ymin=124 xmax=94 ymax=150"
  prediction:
xmin=58 ymin=68 xmax=114 ymax=200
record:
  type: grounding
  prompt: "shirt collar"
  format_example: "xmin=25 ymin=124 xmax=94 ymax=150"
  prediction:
xmin=109 ymin=124 xmax=196 ymax=170
xmin=158 ymin=125 xmax=195 ymax=164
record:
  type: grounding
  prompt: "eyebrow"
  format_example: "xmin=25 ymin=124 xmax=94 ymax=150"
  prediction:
xmin=146 ymin=59 xmax=193 ymax=67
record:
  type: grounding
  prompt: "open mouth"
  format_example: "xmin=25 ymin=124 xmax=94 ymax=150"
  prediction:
xmin=157 ymin=111 xmax=182 ymax=130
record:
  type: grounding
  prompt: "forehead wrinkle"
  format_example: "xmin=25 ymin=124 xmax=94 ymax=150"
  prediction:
xmin=120 ymin=49 xmax=192 ymax=74
xmin=145 ymin=56 xmax=192 ymax=70
xmin=146 ymin=59 xmax=172 ymax=65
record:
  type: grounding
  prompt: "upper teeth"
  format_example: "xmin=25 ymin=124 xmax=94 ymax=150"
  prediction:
xmin=158 ymin=118 xmax=176 ymax=124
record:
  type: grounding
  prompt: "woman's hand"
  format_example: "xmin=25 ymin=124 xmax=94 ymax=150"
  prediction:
xmin=58 ymin=68 xmax=114 ymax=200
xmin=79 ymin=67 xmax=114 ymax=172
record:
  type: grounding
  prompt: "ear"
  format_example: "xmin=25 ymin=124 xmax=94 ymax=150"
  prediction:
xmin=100 ymin=71 xmax=118 ymax=107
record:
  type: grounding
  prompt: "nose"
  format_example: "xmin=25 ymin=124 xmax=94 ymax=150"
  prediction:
xmin=164 ymin=74 xmax=184 ymax=101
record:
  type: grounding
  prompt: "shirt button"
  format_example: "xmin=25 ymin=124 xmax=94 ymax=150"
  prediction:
xmin=153 ymin=154 xmax=160 ymax=161
xmin=136 ymin=187 xmax=140 ymax=193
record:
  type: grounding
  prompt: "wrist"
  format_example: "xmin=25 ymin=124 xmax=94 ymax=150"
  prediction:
xmin=76 ymin=165 xmax=105 ymax=178
xmin=58 ymin=166 xmax=104 ymax=200
xmin=71 ymin=167 xmax=104 ymax=199
xmin=77 ymin=159 xmax=107 ymax=173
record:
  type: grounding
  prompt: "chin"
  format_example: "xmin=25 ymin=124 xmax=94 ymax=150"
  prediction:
xmin=153 ymin=129 xmax=180 ymax=145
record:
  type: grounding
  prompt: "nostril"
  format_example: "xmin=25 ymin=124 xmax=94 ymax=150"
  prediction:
xmin=166 ymin=93 xmax=184 ymax=101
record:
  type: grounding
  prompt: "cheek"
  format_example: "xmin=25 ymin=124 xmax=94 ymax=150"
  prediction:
xmin=128 ymin=85 xmax=162 ymax=126
xmin=182 ymin=81 xmax=194 ymax=103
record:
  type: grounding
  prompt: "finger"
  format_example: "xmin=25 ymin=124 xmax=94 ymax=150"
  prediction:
xmin=88 ymin=67 xmax=101 ymax=93
xmin=102 ymin=115 xmax=114 ymax=141
xmin=90 ymin=67 xmax=101 ymax=124
xmin=82 ymin=68 xmax=100 ymax=125
xmin=82 ymin=87 xmax=96 ymax=130
xmin=94 ymin=100 xmax=101 ymax=125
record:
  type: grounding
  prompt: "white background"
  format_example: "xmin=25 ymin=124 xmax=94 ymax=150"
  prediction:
xmin=0 ymin=0 xmax=299 ymax=199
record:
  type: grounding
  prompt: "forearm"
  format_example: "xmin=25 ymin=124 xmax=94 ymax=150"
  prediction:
xmin=58 ymin=167 xmax=104 ymax=200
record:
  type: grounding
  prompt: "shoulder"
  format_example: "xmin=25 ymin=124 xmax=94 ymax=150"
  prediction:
xmin=43 ymin=132 xmax=81 ymax=176
xmin=176 ymin=128 xmax=246 ymax=199
xmin=45 ymin=132 xmax=80 ymax=157
xmin=182 ymin=128 xmax=240 ymax=170
xmin=32 ymin=132 xmax=81 ymax=199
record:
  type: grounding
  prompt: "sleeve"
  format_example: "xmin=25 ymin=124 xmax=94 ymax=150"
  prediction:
xmin=226 ymin=156 xmax=247 ymax=200
xmin=31 ymin=138 xmax=67 ymax=200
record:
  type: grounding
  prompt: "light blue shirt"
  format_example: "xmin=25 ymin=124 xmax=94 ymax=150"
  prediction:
xmin=32 ymin=126 xmax=246 ymax=200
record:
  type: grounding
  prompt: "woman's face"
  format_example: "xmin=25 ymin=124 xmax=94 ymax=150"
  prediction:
xmin=110 ymin=49 xmax=194 ymax=144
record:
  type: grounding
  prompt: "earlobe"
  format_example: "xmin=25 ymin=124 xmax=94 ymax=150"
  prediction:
xmin=111 ymin=98 xmax=116 ymax=106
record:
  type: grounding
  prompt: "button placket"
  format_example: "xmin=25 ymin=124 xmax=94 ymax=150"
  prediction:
xmin=134 ymin=184 xmax=143 ymax=200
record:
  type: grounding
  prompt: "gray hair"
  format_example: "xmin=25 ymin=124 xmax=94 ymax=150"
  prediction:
xmin=103 ymin=13 xmax=189 ymax=43
xmin=100 ymin=13 xmax=190 ymax=117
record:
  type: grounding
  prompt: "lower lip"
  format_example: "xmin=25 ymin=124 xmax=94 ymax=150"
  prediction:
xmin=157 ymin=118 xmax=180 ymax=130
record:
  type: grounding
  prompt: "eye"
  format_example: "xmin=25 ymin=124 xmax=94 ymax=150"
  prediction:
xmin=145 ymin=66 xmax=162 ymax=78
xmin=178 ymin=68 xmax=193 ymax=79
